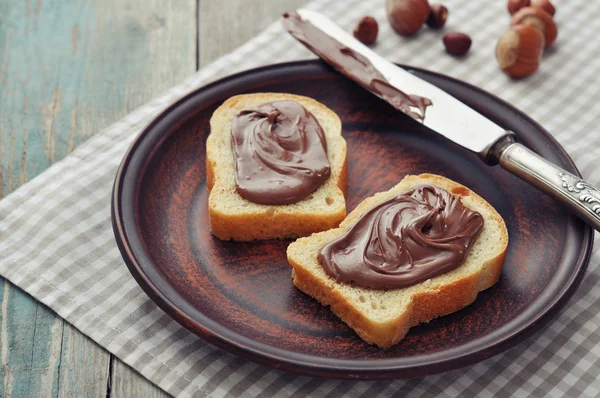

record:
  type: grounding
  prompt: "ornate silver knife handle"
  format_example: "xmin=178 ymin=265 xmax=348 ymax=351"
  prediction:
xmin=491 ymin=137 xmax=600 ymax=231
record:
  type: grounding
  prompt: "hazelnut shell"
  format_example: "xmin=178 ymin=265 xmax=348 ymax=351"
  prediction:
xmin=507 ymin=0 xmax=531 ymax=15
xmin=511 ymin=7 xmax=557 ymax=48
xmin=386 ymin=0 xmax=430 ymax=36
xmin=426 ymin=4 xmax=448 ymax=29
xmin=496 ymin=25 xmax=544 ymax=78
xmin=531 ymin=0 xmax=556 ymax=16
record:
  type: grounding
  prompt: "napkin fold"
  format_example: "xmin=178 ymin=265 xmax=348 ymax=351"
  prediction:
xmin=1 ymin=0 xmax=599 ymax=396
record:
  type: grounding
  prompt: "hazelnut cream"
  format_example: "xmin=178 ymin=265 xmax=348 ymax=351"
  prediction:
xmin=231 ymin=100 xmax=330 ymax=205
xmin=318 ymin=185 xmax=483 ymax=290
xmin=282 ymin=11 xmax=432 ymax=122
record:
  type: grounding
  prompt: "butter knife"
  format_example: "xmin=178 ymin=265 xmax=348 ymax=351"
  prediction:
xmin=283 ymin=9 xmax=600 ymax=232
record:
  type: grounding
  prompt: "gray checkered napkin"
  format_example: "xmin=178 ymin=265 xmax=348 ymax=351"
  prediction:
xmin=1 ymin=0 xmax=599 ymax=396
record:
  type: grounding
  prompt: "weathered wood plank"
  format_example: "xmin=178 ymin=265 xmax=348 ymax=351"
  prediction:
xmin=0 ymin=0 xmax=195 ymax=396
xmin=57 ymin=324 xmax=111 ymax=398
xmin=99 ymin=0 xmax=196 ymax=394
xmin=110 ymin=360 xmax=170 ymax=398
xmin=2 ymin=0 xmax=309 ymax=396
xmin=198 ymin=0 xmax=308 ymax=67
xmin=0 ymin=280 xmax=62 ymax=398
xmin=0 ymin=0 xmax=109 ymax=396
xmin=28 ymin=304 xmax=63 ymax=398
xmin=0 ymin=279 xmax=63 ymax=398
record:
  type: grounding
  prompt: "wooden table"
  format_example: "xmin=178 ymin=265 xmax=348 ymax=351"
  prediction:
xmin=0 ymin=1 xmax=305 ymax=395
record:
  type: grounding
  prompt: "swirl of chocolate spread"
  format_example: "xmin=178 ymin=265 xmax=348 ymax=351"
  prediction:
xmin=318 ymin=185 xmax=484 ymax=289
xmin=231 ymin=100 xmax=331 ymax=205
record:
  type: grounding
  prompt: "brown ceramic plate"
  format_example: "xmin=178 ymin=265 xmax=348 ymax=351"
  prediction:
xmin=112 ymin=60 xmax=593 ymax=379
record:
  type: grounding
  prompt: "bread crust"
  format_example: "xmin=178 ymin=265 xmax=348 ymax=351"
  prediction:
xmin=206 ymin=93 xmax=348 ymax=240
xmin=287 ymin=174 xmax=509 ymax=347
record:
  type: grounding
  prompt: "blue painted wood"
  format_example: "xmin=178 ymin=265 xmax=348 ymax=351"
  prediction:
xmin=0 ymin=0 xmax=310 ymax=395
xmin=0 ymin=0 xmax=106 ymax=394
xmin=0 ymin=0 xmax=194 ymax=396
xmin=0 ymin=280 xmax=61 ymax=397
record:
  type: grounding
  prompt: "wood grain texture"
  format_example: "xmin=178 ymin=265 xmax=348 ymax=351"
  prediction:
xmin=198 ymin=0 xmax=307 ymax=67
xmin=0 ymin=0 xmax=194 ymax=396
xmin=87 ymin=0 xmax=195 ymax=395
xmin=0 ymin=1 xmax=83 ymax=393
xmin=110 ymin=360 xmax=169 ymax=398
xmin=0 ymin=280 xmax=62 ymax=398
xmin=57 ymin=324 xmax=111 ymax=398
xmin=1 ymin=0 xmax=309 ymax=395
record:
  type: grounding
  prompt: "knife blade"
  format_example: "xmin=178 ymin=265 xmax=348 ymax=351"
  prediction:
xmin=284 ymin=9 xmax=508 ymax=158
xmin=283 ymin=9 xmax=600 ymax=231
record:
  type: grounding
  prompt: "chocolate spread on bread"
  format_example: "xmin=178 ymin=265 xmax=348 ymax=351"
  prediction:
xmin=318 ymin=185 xmax=484 ymax=289
xmin=231 ymin=100 xmax=331 ymax=205
xmin=282 ymin=11 xmax=432 ymax=121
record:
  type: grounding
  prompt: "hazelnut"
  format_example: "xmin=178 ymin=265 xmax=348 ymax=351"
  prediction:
xmin=511 ymin=7 xmax=557 ymax=48
xmin=443 ymin=32 xmax=472 ymax=56
xmin=531 ymin=0 xmax=555 ymax=16
xmin=426 ymin=4 xmax=448 ymax=29
xmin=507 ymin=0 xmax=530 ymax=15
xmin=386 ymin=0 xmax=430 ymax=36
xmin=353 ymin=16 xmax=378 ymax=45
xmin=496 ymin=25 xmax=544 ymax=78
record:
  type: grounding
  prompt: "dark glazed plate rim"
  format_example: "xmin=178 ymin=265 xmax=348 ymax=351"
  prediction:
xmin=112 ymin=60 xmax=593 ymax=379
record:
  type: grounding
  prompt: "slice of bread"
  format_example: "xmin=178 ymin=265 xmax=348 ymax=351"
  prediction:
xmin=206 ymin=93 xmax=347 ymax=240
xmin=287 ymin=173 xmax=508 ymax=347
